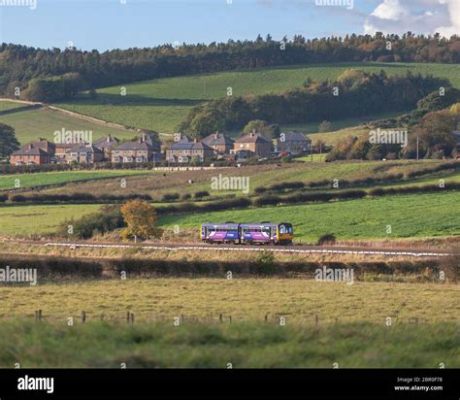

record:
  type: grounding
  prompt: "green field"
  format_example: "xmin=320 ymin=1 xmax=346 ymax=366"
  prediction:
xmin=0 ymin=170 xmax=150 ymax=191
xmin=55 ymin=62 xmax=460 ymax=132
xmin=159 ymin=192 xmax=460 ymax=242
xmin=0 ymin=278 xmax=457 ymax=367
xmin=0 ymin=107 xmax=137 ymax=144
xmin=0 ymin=321 xmax=457 ymax=368
xmin=20 ymin=160 xmax=446 ymax=199
xmin=0 ymin=100 xmax=29 ymax=113
xmin=0 ymin=204 xmax=101 ymax=235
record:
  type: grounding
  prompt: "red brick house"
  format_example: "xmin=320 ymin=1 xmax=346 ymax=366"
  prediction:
xmin=232 ymin=132 xmax=272 ymax=159
xmin=10 ymin=144 xmax=51 ymax=166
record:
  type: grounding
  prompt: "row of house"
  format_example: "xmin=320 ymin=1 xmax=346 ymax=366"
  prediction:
xmin=9 ymin=131 xmax=311 ymax=166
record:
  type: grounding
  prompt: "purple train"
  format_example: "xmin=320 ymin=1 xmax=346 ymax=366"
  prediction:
xmin=201 ymin=222 xmax=294 ymax=245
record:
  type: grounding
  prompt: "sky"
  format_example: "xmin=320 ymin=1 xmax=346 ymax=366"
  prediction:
xmin=0 ymin=0 xmax=459 ymax=51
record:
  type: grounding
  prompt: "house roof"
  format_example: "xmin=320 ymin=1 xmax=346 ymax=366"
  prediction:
xmin=70 ymin=144 xmax=103 ymax=153
xmin=169 ymin=140 xmax=212 ymax=151
xmin=115 ymin=141 xmax=152 ymax=151
xmin=279 ymin=131 xmax=310 ymax=142
xmin=94 ymin=135 xmax=120 ymax=149
xmin=235 ymin=133 xmax=270 ymax=144
xmin=12 ymin=144 xmax=49 ymax=156
xmin=202 ymin=132 xmax=234 ymax=147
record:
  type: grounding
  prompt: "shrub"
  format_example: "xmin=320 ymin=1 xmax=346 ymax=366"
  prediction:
xmin=194 ymin=191 xmax=210 ymax=199
xmin=161 ymin=193 xmax=180 ymax=202
xmin=256 ymin=250 xmax=277 ymax=275
xmin=317 ymin=233 xmax=336 ymax=245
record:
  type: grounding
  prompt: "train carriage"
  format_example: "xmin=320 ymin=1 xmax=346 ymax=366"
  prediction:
xmin=201 ymin=222 xmax=293 ymax=245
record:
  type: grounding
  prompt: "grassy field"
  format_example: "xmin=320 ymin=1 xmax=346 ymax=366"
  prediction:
xmin=0 ymin=107 xmax=137 ymax=144
xmin=159 ymin=192 xmax=460 ymax=242
xmin=0 ymin=204 xmax=101 ymax=235
xmin=0 ymin=100 xmax=29 ymax=113
xmin=55 ymin=62 xmax=460 ymax=132
xmin=0 ymin=320 xmax=457 ymax=368
xmin=1 ymin=278 xmax=458 ymax=324
xmin=0 ymin=170 xmax=150 ymax=191
xmin=21 ymin=160 xmax=446 ymax=199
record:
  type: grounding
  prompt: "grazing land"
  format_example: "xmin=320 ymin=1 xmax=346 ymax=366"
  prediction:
xmin=0 ymin=170 xmax=150 ymax=191
xmin=0 ymin=321 xmax=457 ymax=368
xmin=1 ymin=278 xmax=458 ymax=324
xmin=13 ymin=160 xmax=447 ymax=199
xmin=0 ymin=204 xmax=101 ymax=236
xmin=159 ymin=192 xmax=460 ymax=242
xmin=0 ymin=107 xmax=136 ymax=145
xmin=55 ymin=62 xmax=460 ymax=132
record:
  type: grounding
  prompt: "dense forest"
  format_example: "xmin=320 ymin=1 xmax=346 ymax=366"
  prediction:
xmin=179 ymin=70 xmax=452 ymax=135
xmin=1 ymin=33 xmax=460 ymax=101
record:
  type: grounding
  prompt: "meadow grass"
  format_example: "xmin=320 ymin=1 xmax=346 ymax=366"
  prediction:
xmin=0 ymin=204 xmax=101 ymax=235
xmin=0 ymin=107 xmax=136 ymax=145
xmin=1 ymin=278 xmax=458 ymax=325
xmin=23 ymin=160 xmax=445 ymax=199
xmin=0 ymin=170 xmax=150 ymax=190
xmin=0 ymin=320 xmax=457 ymax=368
xmin=55 ymin=62 xmax=460 ymax=132
xmin=0 ymin=101 xmax=28 ymax=112
xmin=159 ymin=192 xmax=460 ymax=242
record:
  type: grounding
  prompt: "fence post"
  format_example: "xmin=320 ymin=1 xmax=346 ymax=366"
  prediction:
xmin=81 ymin=311 xmax=86 ymax=323
xmin=219 ymin=314 xmax=223 ymax=323
xmin=315 ymin=314 xmax=319 ymax=328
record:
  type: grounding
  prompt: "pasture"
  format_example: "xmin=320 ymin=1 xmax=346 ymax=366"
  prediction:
xmin=1 ymin=278 xmax=458 ymax=324
xmin=0 ymin=170 xmax=150 ymax=191
xmin=55 ymin=62 xmax=460 ymax=132
xmin=0 ymin=320 xmax=457 ymax=368
xmin=0 ymin=107 xmax=136 ymax=145
xmin=0 ymin=204 xmax=101 ymax=236
xmin=18 ymin=160 xmax=446 ymax=199
xmin=159 ymin=192 xmax=460 ymax=242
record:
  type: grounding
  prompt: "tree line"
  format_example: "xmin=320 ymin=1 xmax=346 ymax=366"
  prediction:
xmin=1 ymin=32 xmax=460 ymax=101
xmin=179 ymin=70 xmax=450 ymax=135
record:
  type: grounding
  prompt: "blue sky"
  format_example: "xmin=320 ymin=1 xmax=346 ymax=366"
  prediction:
xmin=0 ymin=0 xmax=458 ymax=51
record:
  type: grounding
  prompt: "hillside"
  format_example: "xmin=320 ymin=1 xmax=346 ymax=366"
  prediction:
xmin=0 ymin=105 xmax=137 ymax=144
xmin=54 ymin=62 xmax=460 ymax=133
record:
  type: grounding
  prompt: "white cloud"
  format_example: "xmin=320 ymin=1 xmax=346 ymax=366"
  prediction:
xmin=435 ymin=0 xmax=460 ymax=37
xmin=364 ymin=0 xmax=459 ymax=37
xmin=371 ymin=0 xmax=408 ymax=21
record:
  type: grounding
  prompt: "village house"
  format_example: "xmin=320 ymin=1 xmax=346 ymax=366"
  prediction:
xmin=10 ymin=143 xmax=51 ymax=166
xmin=277 ymin=131 xmax=311 ymax=155
xmin=94 ymin=134 xmax=120 ymax=160
xmin=54 ymin=143 xmax=74 ymax=163
xmin=201 ymin=132 xmax=234 ymax=155
xmin=232 ymin=132 xmax=272 ymax=159
xmin=111 ymin=133 xmax=162 ymax=163
xmin=67 ymin=144 xmax=104 ymax=164
xmin=165 ymin=136 xmax=213 ymax=163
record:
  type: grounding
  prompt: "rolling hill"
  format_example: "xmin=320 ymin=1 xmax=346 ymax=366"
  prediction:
xmin=54 ymin=62 xmax=460 ymax=133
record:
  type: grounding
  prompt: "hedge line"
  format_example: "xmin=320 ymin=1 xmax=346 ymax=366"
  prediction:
xmin=0 ymin=193 xmax=152 ymax=204
xmin=0 ymin=254 xmax=445 ymax=280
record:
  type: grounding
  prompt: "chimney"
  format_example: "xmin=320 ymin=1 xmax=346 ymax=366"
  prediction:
xmin=193 ymin=138 xmax=198 ymax=143
xmin=214 ymin=131 xmax=219 ymax=139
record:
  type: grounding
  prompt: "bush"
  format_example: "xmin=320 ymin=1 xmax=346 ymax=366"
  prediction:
xmin=194 ymin=191 xmax=210 ymax=199
xmin=58 ymin=205 xmax=124 ymax=239
xmin=256 ymin=250 xmax=277 ymax=276
xmin=317 ymin=233 xmax=336 ymax=245
xmin=161 ymin=193 xmax=180 ymax=202
xmin=181 ymin=193 xmax=192 ymax=200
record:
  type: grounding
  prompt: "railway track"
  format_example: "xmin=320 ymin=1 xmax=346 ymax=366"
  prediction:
xmin=33 ymin=241 xmax=455 ymax=258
